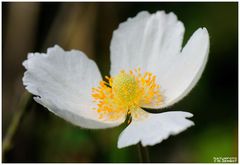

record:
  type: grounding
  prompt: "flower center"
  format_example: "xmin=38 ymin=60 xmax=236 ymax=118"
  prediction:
xmin=112 ymin=71 xmax=140 ymax=106
xmin=92 ymin=68 xmax=163 ymax=121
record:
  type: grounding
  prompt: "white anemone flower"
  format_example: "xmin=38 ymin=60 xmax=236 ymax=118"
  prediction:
xmin=23 ymin=11 xmax=209 ymax=148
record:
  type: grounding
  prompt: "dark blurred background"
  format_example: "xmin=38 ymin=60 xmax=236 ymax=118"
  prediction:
xmin=2 ymin=2 xmax=238 ymax=163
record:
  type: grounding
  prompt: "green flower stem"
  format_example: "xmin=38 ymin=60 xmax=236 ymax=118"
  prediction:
xmin=137 ymin=143 xmax=150 ymax=163
xmin=2 ymin=92 xmax=33 ymax=160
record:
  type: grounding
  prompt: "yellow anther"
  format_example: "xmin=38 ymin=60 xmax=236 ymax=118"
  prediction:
xmin=91 ymin=68 xmax=163 ymax=121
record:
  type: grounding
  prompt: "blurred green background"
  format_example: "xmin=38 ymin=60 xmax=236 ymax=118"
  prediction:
xmin=2 ymin=2 xmax=238 ymax=163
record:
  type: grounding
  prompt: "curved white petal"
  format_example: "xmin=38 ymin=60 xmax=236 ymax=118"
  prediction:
xmin=110 ymin=11 xmax=209 ymax=108
xmin=148 ymin=28 xmax=209 ymax=108
xmin=23 ymin=45 xmax=124 ymax=129
xmin=118 ymin=111 xmax=194 ymax=148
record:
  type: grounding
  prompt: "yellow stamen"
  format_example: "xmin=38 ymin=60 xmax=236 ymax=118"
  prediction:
xmin=91 ymin=68 xmax=163 ymax=121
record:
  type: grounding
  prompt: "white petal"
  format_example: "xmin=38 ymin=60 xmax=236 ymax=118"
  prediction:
xmin=147 ymin=28 xmax=209 ymax=108
xmin=118 ymin=111 xmax=194 ymax=148
xmin=23 ymin=45 xmax=124 ymax=129
xmin=110 ymin=11 xmax=185 ymax=76
xmin=110 ymin=10 xmax=209 ymax=108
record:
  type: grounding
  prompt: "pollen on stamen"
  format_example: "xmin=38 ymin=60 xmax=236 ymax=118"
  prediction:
xmin=91 ymin=68 xmax=164 ymax=121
